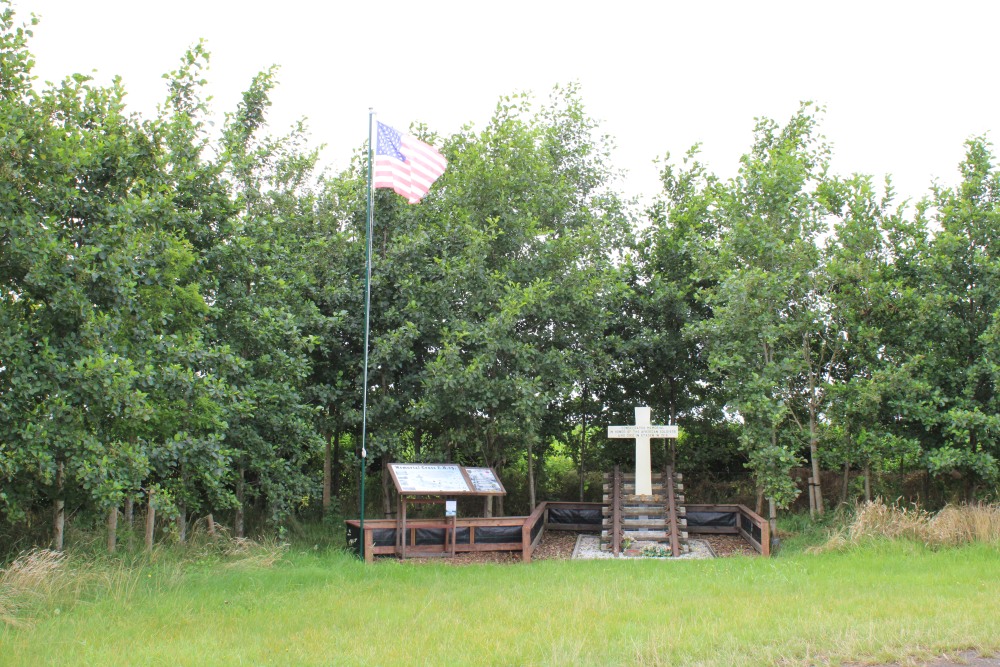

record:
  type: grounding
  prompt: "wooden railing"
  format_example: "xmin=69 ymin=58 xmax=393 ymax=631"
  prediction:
xmin=346 ymin=499 xmax=771 ymax=563
xmin=347 ymin=503 xmax=549 ymax=564
xmin=685 ymin=504 xmax=770 ymax=556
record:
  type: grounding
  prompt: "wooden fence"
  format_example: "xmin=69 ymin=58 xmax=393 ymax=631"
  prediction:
xmin=345 ymin=502 xmax=547 ymax=564
xmin=346 ymin=500 xmax=770 ymax=562
xmin=685 ymin=504 xmax=770 ymax=556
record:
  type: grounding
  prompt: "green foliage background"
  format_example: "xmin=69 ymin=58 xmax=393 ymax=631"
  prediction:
xmin=1 ymin=3 xmax=998 ymax=550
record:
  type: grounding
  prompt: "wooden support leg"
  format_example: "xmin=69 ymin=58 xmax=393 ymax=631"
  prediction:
xmin=364 ymin=529 xmax=374 ymax=564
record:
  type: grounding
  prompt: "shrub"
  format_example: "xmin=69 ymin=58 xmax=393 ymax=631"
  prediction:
xmin=813 ymin=499 xmax=1000 ymax=552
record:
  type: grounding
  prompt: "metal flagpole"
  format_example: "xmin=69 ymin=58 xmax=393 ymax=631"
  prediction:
xmin=359 ymin=108 xmax=375 ymax=560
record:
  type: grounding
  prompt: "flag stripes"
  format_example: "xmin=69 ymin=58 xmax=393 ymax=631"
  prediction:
xmin=373 ymin=121 xmax=447 ymax=203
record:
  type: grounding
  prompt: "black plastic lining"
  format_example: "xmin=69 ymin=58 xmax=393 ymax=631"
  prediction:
xmin=372 ymin=528 xmax=396 ymax=546
xmin=474 ymin=525 xmax=521 ymax=544
xmin=413 ymin=528 xmax=469 ymax=546
xmin=687 ymin=510 xmax=737 ymax=529
xmin=547 ymin=507 xmax=603 ymax=526
xmin=530 ymin=516 xmax=544 ymax=544
xmin=346 ymin=524 xmax=361 ymax=556
xmin=740 ymin=514 xmax=762 ymax=544
xmin=370 ymin=528 xmax=474 ymax=547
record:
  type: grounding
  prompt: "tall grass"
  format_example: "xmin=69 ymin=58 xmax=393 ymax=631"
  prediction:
xmin=815 ymin=499 xmax=1000 ymax=551
xmin=0 ymin=549 xmax=67 ymax=626
xmin=0 ymin=528 xmax=288 ymax=629
xmin=3 ymin=542 xmax=999 ymax=666
xmin=4 ymin=513 xmax=1000 ymax=665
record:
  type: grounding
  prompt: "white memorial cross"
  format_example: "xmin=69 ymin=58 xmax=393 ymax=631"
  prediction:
xmin=608 ymin=407 xmax=678 ymax=496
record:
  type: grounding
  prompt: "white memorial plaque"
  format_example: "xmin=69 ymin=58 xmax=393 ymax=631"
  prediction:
xmin=445 ymin=500 xmax=457 ymax=517
xmin=607 ymin=425 xmax=678 ymax=439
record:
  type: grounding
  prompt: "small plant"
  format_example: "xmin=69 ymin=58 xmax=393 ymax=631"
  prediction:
xmin=639 ymin=544 xmax=672 ymax=558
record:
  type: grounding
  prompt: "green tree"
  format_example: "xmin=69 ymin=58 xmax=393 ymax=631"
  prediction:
xmin=695 ymin=104 xmax=836 ymax=523
xmin=899 ymin=139 xmax=1000 ymax=496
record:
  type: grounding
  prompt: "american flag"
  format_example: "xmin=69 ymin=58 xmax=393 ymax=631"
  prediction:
xmin=373 ymin=121 xmax=447 ymax=204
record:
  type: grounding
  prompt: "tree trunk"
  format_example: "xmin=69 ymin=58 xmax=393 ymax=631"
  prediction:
xmin=578 ymin=410 xmax=587 ymax=502
xmin=381 ymin=458 xmax=393 ymax=518
xmin=863 ymin=464 xmax=872 ymax=502
xmin=145 ymin=489 xmax=156 ymax=552
xmin=755 ymin=487 xmax=764 ymax=516
xmin=332 ymin=430 xmax=342 ymax=498
xmin=527 ymin=440 xmax=536 ymax=510
xmin=841 ymin=462 xmax=851 ymax=504
xmin=124 ymin=496 xmax=134 ymax=526
xmin=483 ymin=495 xmax=493 ymax=518
xmin=805 ymin=336 xmax=824 ymax=516
xmin=235 ymin=467 xmax=245 ymax=538
xmin=768 ymin=497 xmax=777 ymax=538
xmin=207 ymin=513 xmax=217 ymax=539
xmin=176 ymin=504 xmax=187 ymax=544
xmin=52 ymin=461 xmax=66 ymax=551
xmin=107 ymin=505 xmax=118 ymax=553
xmin=414 ymin=427 xmax=422 ymax=459
xmin=808 ymin=477 xmax=816 ymax=519
xmin=808 ymin=444 xmax=823 ymax=516
xmin=323 ymin=431 xmax=332 ymax=514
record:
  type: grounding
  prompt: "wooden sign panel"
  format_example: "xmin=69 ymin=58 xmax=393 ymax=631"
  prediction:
xmin=465 ymin=467 xmax=506 ymax=495
xmin=387 ymin=463 xmax=507 ymax=496
xmin=389 ymin=464 xmax=471 ymax=494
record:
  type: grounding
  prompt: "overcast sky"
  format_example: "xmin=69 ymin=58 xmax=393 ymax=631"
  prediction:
xmin=14 ymin=0 xmax=1000 ymax=205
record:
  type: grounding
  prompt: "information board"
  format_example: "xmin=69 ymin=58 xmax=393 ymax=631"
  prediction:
xmin=465 ymin=467 xmax=505 ymax=494
xmin=389 ymin=464 xmax=471 ymax=494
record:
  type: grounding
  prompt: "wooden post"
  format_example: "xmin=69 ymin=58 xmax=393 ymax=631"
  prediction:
xmin=400 ymin=499 xmax=407 ymax=559
xmin=364 ymin=527 xmax=374 ymax=564
xmin=612 ymin=465 xmax=622 ymax=556
xmin=450 ymin=513 xmax=457 ymax=558
xmin=521 ymin=515 xmax=531 ymax=563
xmin=395 ymin=495 xmax=403 ymax=556
xmin=666 ymin=465 xmax=680 ymax=558
xmin=760 ymin=509 xmax=771 ymax=557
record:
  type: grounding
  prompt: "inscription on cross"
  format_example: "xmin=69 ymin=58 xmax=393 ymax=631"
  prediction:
xmin=608 ymin=407 xmax=678 ymax=496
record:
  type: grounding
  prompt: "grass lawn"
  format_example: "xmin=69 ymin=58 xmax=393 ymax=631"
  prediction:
xmin=2 ymin=539 xmax=999 ymax=666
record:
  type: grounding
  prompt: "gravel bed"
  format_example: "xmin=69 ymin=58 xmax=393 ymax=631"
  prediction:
xmin=571 ymin=535 xmax=715 ymax=560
